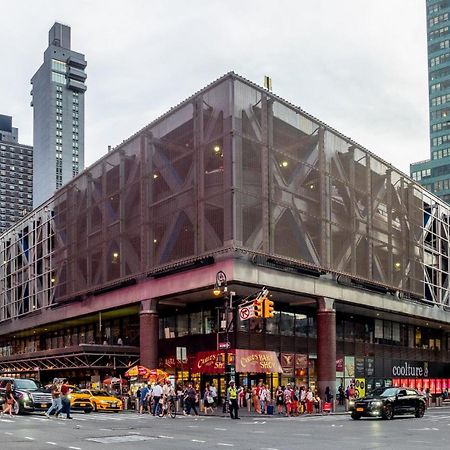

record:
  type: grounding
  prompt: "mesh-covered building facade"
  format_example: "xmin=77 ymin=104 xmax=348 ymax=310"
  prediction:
xmin=1 ymin=73 xmax=449 ymax=397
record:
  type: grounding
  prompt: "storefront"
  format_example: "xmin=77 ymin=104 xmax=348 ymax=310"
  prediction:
xmin=188 ymin=349 xmax=283 ymax=399
xmin=336 ymin=357 xmax=450 ymax=398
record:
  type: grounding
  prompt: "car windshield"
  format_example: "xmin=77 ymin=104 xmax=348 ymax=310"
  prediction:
xmin=92 ymin=391 xmax=111 ymax=397
xmin=14 ymin=379 xmax=42 ymax=391
xmin=367 ymin=387 xmax=398 ymax=398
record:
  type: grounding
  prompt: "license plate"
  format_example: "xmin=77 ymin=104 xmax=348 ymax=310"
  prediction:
xmin=41 ymin=404 xmax=47 ymax=408
xmin=111 ymin=403 xmax=116 ymax=407
xmin=80 ymin=403 xmax=86 ymax=406
xmin=356 ymin=407 xmax=364 ymax=412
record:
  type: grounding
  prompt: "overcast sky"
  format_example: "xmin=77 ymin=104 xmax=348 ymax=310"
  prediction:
xmin=1 ymin=0 xmax=429 ymax=175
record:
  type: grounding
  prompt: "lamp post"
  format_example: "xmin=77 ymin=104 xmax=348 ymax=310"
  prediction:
xmin=213 ymin=270 xmax=234 ymax=410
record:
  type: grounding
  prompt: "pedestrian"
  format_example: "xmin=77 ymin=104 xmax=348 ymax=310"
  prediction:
xmin=45 ymin=381 xmax=62 ymax=418
xmin=238 ymin=385 xmax=245 ymax=408
xmin=151 ymin=381 xmax=163 ymax=416
xmin=324 ymin=386 xmax=333 ymax=404
xmin=299 ymin=386 xmax=306 ymax=414
xmin=1 ymin=382 xmax=17 ymax=417
xmin=259 ymin=384 xmax=268 ymax=414
xmin=306 ymin=388 xmax=314 ymax=414
xmin=184 ymin=383 xmax=199 ymax=416
xmin=139 ymin=384 xmax=149 ymax=414
xmin=227 ymin=380 xmax=239 ymax=419
xmin=252 ymin=385 xmax=260 ymax=413
xmin=284 ymin=383 xmax=293 ymax=417
xmin=275 ymin=386 xmax=284 ymax=415
xmin=246 ymin=388 xmax=251 ymax=412
xmin=291 ymin=385 xmax=299 ymax=416
xmin=59 ymin=379 xmax=73 ymax=419
xmin=209 ymin=383 xmax=218 ymax=407
xmin=338 ymin=384 xmax=345 ymax=405
xmin=314 ymin=391 xmax=321 ymax=414
xmin=204 ymin=384 xmax=214 ymax=415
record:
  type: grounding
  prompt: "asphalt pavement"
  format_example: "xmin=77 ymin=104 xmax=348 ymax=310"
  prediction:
xmin=1 ymin=406 xmax=450 ymax=450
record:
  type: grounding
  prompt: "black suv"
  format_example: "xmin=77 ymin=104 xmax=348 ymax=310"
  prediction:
xmin=0 ymin=378 xmax=53 ymax=414
xmin=351 ymin=387 xmax=426 ymax=420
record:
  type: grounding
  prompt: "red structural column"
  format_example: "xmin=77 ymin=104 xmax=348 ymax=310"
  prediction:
xmin=317 ymin=297 xmax=336 ymax=404
xmin=140 ymin=299 xmax=159 ymax=368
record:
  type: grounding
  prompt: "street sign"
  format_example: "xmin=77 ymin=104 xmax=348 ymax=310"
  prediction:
xmin=238 ymin=305 xmax=255 ymax=321
xmin=218 ymin=341 xmax=230 ymax=350
xmin=176 ymin=346 xmax=187 ymax=363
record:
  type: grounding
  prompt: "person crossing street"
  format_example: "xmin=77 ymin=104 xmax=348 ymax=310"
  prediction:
xmin=227 ymin=380 xmax=240 ymax=419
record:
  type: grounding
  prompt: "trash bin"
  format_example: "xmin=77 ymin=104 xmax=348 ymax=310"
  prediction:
xmin=436 ymin=397 xmax=442 ymax=407
xmin=123 ymin=397 xmax=129 ymax=410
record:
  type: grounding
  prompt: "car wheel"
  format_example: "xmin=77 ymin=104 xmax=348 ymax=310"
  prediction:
xmin=382 ymin=404 xmax=394 ymax=420
xmin=93 ymin=403 xmax=97 ymax=412
xmin=415 ymin=403 xmax=425 ymax=418
xmin=351 ymin=412 xmax=361 ymax=420
xmin=84 ymin=410 xmax=91 ymax=414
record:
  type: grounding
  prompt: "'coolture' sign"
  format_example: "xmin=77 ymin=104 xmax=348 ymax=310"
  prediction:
xmin=391 ymin=361 xmax=429 ymax=377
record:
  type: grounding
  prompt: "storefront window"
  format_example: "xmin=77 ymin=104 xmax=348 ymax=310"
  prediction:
xmin=177 ymin=314 xmax=189 ymax=337
xmin=190 ymin=311 xmax=203 ymax=335
xmin=203 ymin=310 xmax=217 ymax=334
xmin=266 ymin=311 xmax=279 ymax=334
xmin=279 ymin=312 xmax=295 ymax=336
xmin=336 ymin=317 xmax=344 ymax=340
xmin=344 ymin=320 xmax=354 ymax=341
xmin=295 ymin=314 xmax=308 ymax=337
xmin=161 ymin=316 xmax=175 ymax=339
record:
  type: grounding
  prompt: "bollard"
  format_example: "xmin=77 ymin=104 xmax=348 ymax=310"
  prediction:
xmin=136 ymin=398 xmax=140 ymax=412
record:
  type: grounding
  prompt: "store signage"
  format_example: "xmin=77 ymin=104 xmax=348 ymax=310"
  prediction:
xmin=218 ymin=342 xmax=230 ymax=350
xmin=391 ymin=361 xmax=429 ymax=377
xmin=355 ymin=358 xmax=365 ymax=377
xmin=236 ymin=349 xmax=283 ymax=373
xmin=193 ymin=349 xmax=283 ymax=374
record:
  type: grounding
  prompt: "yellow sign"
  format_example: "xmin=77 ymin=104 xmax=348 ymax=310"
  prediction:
xmin=355 ymin=378 xmax=366 ymax=398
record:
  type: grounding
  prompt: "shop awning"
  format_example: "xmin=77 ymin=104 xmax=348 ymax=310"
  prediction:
xmin=193 ymin=349 xmax=283 ymax=374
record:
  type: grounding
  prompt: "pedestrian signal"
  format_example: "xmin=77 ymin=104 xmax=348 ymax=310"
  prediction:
xmin=253 ymin=299 xmax=263 ymax=318
xmin=263 ymin=298 xmax=275 ymax=318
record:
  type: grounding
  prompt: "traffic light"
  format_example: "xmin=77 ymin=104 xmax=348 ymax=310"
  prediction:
xmin=263 ymin=298 xmax=275 ymax=318
xmin=253 ymin=299 xmax=263 ymax=318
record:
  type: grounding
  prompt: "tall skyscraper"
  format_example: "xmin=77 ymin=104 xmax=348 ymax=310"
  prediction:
xmin=0 ymin=115 xmax=33 ymax=233
xmin=31 ymin=22 xmax=86 ymax=208
xmin=411 ymin=1 xmax=450 ymax=201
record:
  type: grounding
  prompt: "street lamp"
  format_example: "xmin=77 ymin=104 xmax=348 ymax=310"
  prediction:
xmin=213 ymin=270 xmax=233 ymax=410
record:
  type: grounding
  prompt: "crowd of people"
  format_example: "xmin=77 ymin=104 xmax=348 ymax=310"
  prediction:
xmin=134 ymin=380 xmax=335 ymax=419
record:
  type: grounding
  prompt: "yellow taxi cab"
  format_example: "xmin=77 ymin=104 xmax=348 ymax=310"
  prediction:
xmin=81 ymin=389 xmax=122 ymax=412
xmin=66 ymin=385 xmax=93 ymax=413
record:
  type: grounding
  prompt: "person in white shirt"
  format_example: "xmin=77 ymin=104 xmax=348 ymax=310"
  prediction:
xmin=151 ymin=382 xmax=163 ymax=416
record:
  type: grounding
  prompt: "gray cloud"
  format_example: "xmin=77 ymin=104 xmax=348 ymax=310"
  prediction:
xmin=0 ymin=0 xmax=429 ymax=174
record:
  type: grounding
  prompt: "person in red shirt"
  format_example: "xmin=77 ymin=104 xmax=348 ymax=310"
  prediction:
xmin=59 ymin=380 xmax=73 ymax=419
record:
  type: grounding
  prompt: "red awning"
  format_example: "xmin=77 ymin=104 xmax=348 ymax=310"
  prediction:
xmin=193 ymin=349 xmax=283 ymax=374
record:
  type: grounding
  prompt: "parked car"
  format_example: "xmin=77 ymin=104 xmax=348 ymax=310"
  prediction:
xmin=0 ymin=378 xmax=53 ymax=414
xmin=66 ymin=385 xmax=93 ymax=413
xmin=80 ymin=389 xmax=122 ymax=412
xmin=351 ymin=387 xmax=426 ymax=420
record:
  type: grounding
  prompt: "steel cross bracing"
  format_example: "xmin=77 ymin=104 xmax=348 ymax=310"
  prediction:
xmin=0 ymin=350 xmax=140 ymax=374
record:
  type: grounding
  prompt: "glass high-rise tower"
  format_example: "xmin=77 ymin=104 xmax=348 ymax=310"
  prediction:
xmin=411 ymin=1 xmax=450 ymax=201
xmin=31 ymin=22 xmax=87 ymax=208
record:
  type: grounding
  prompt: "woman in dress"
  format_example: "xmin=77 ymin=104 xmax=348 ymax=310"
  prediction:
xmin=2 ymin=382 xmax=17 ymax=417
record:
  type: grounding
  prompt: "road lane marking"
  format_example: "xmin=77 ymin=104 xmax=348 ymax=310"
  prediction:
xmin=158 ymin=435 xmax=174 ymax=439
xmin=46 ymin=443 xmax=57 ymax=446
xmin=25 ymin=437 xmax=34 ymax=440
xmin=192 ymin=439 xmax=206 ymax=443
xmin=261 ymin=448 xmax=279 ymax=450
xmin=215 ymin=427 xmax=227 ymax=430
xmin=217 ymin=444 xmax=234 ymax=447
xmin=4 ymin=432 xmax=12 ymax=435
xmin=0 ymin=419 xmax=14 ymax=423
xmin=68 ymin=447 xmax=82 ymax=450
